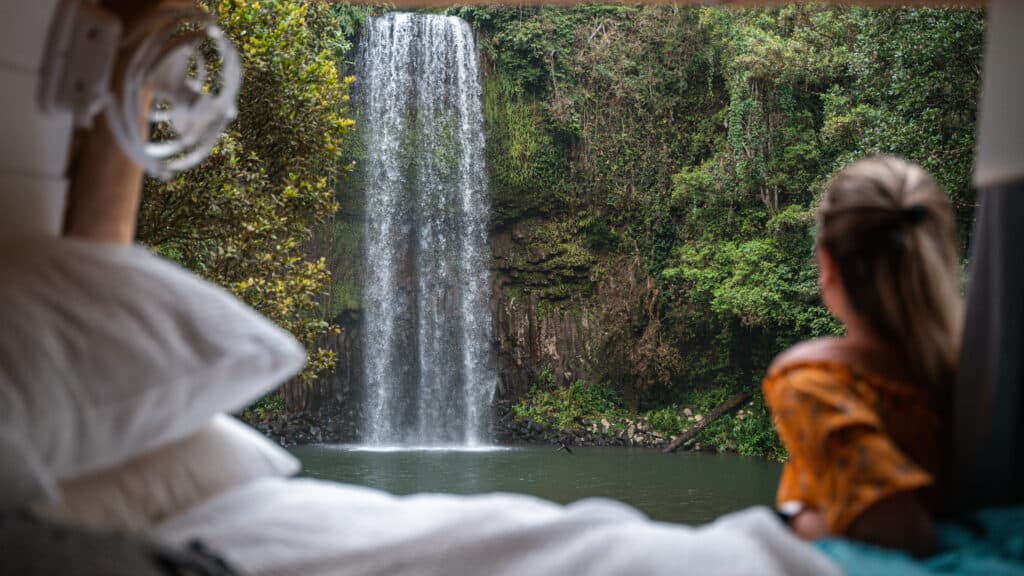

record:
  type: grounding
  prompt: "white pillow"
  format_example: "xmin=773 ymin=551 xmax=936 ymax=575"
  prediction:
xmin=0 ymin=237 xmax=306 ymax=482
xmin=33 ymin=414 xmax=300 ymax=531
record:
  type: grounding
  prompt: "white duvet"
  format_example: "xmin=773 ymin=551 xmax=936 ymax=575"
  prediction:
xmin=150 ymin=477 xmax=841 ymax=576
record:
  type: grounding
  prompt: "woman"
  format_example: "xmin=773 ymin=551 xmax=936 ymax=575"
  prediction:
xmin=764 ymin=156 xmax=963 ymax=556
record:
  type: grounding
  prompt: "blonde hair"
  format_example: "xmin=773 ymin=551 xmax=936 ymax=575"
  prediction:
xmin=817 ymin=156 xmax=963 ymax=405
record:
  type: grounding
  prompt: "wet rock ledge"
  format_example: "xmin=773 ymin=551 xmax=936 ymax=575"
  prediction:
xmin=240 ymin=411 xmax=352 ymax=447
xmin=494 ymin=403 xmax=739 ymax=452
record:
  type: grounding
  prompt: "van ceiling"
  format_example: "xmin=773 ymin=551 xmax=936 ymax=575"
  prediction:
xmin=327 ymin=1 xmax=985 ymax=9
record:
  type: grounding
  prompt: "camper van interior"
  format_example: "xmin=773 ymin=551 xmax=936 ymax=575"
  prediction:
xmin=0 ymin=0 xmax=1019 ymax=574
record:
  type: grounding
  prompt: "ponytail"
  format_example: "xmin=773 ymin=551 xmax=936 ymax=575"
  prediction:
xmin=817 ymin=156 xmax=963 ymax=407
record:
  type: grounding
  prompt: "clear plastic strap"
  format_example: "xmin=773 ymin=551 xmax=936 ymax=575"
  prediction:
xmin=103 ymin=7 xmax=241 ymax=181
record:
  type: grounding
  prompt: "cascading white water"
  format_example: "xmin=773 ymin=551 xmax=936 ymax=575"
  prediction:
xmin=358 ymin=13 xmax=494 ymax=446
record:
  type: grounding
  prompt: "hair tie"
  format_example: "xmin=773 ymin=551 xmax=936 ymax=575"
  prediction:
xmin=902 ymin=204 xmax=929 ymax=227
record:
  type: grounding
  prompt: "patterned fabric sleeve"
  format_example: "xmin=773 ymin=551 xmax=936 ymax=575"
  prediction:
xmin=763 ymin=365 xmax=934 ymax=535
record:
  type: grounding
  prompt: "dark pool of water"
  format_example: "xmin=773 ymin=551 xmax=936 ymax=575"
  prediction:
xmin=288 ymin=444 xmax=782 ymax=525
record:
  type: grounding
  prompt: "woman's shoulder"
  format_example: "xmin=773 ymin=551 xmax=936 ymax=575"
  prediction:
xmin=767 ymin=338 xmax=855 ymax=377
xmin=765 ymin=337 xmax=916 ymax=393
xmin=763 ymin=339 xmax=884 ymax=424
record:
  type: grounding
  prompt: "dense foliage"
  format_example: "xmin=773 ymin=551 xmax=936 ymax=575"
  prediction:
xmin=139 ymin=0 xmax=360 ymax=381
xmin=513 ymin=375 xmax=787 ymax=459
xmin=460 ymin=4 xmax=982 ymax=390
xmin=455 ymin=4 xmax=983 ymax=454
xmin=513 ymin=370 xmax=628 ymax=430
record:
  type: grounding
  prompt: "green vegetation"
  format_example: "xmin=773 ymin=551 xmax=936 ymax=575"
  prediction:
xmin=511 ymin=372 xmax=787 ymax=460
xmin=466 ymin=4 xmax=983 ymax=456
xmin=675 ymin=387 xmax=787 ymax=460
xmin=243 ymin=392 xmax=287 ymax=421
xmin=513 ymin=370 xmax=628 ymax=430
xmin=642 ymin=406 xmax=687 ymax=437
xmin=139 ymin=0 xmax=369 ymax=381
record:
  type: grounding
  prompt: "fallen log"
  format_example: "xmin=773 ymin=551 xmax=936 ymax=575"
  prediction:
xmin=662 ymin=391 xmax=752 ymax=454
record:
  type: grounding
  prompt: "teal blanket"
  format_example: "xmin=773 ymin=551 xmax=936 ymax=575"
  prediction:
xmin=816 ymin=508 xmax=1024 ymax=576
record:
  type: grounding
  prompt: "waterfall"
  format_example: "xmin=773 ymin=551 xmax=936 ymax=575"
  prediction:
xmin=358 ymin=13 xmax=494 ymax=446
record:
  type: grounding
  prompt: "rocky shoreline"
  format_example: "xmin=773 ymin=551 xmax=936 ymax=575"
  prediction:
xmin=243 ymin=403 xmax=754 ymax=454
xmin=493 ymin=402 xmax=754 ymax=453
xmin=498 ymin=414 xmax=678 ymax=449
xmin=240 ymin=410 xmax=349 ymax=447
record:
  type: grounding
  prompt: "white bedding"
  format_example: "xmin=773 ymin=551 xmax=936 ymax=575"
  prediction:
xmin=150 ymin=477 xmax=841 ymax=576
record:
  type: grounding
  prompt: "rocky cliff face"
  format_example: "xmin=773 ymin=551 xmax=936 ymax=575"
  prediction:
xmin=490 ymin=221 xmax=600 ymax=400
xmin=280 ymin=310 xmax=363 ymax=441
xmin=489 ymin=208 xmax=681 ymax=401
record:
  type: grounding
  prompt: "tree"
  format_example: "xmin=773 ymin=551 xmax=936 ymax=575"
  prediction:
xmin=138 ymin=0 xmax=357 ymax=382
xmin=821 ymin=7 xmax=984 ymax=235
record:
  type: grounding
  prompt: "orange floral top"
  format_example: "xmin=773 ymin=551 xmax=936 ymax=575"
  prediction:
xmin=762 ymin=361 xmax=941 ymax=535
